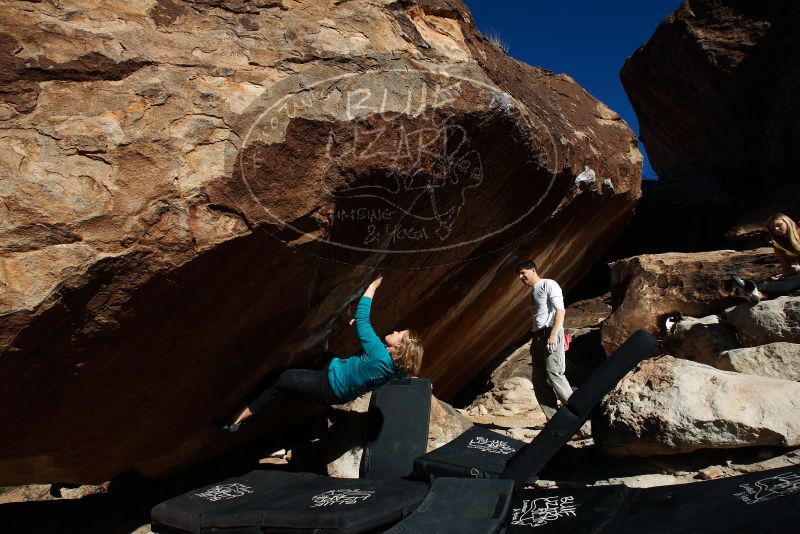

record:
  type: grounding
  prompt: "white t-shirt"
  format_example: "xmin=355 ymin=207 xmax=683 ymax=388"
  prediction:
xmin=531 ymin=279 xmax=565 ymax=331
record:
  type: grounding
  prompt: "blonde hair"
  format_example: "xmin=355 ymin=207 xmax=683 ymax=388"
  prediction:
xmin=767 ymin=213 xmax=800 ymax=258
xmin=393 ymin=330 xmax=424 ymax=376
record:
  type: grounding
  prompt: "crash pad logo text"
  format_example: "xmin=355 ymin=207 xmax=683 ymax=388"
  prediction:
xmin=735 ymin=472 xmax=800 ymax=504
xmin=310 ymin=489 xmax=375 ymax=507
xmin=467 ymin=436 xmax=515 ymax=455
xmin=511 ymin=496 xmax=576 ymax=527
xmin=195 ymin=483 xmax=254 ymax=502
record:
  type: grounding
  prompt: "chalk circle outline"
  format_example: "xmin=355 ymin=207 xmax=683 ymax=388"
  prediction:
xmin=239 ymin=68 xmax=561 ymax=255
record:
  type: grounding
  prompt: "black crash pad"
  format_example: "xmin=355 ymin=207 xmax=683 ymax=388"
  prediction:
xmin=151 ymin=470 xmax=428 ymax=534
xmin=385 ymin=477 xmax=514 ymax=534
xmin=413 ymin=425 xmax=526 ymax=481
xmin=360 ymin=378 xmax=432 ymax=479
xmin=506 ymin=463 xmax=800 ymax=533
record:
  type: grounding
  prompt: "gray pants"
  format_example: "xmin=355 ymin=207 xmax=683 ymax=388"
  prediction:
xmin=530 ymin=326 xmax=572 ymax=420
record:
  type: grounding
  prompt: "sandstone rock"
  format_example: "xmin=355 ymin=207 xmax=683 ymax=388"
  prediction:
xmin=665 ymin=314 xmax=740 ymax=366
xmin=595 ymin=473 xmax=684 ymax=489
xmin=428 ymin=397 xmax=473 ymax=451
xmin=0 ymin=0 xmax=641 ymax=484
xmin=724 ymin=297 xmax=800 ymax=347
xmin=697 ymin=465 xmax=725 ymax=481
xmin=481 ymin=336 xmax=533 ymax=391
xmin=467 ymin=376 xmax=546 ymax=429
xmin=615 ymin=1 xmax=800 ymax=254
xmin=718 ymin=343 xmax=800 ymax=381
xmin=321 ymin=394 xmax=371 ymax=479
xmin=564 ymin=295 xmax=612 ymax=332
xmin=594 ymin=356 xmax=800 ymax=457
xmin=602 ymin=249 xmax=780 ymax=353
xmin=621 ymin=0 xmax=800 ymax=208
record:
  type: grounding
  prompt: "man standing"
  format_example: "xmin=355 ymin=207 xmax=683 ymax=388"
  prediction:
xmin=516 ymin=260 xmax=572 ymax=420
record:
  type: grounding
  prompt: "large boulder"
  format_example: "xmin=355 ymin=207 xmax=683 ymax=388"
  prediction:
xmin=725 ymin=297 xmax=800 ymax=346
xmin=718 ymin=343 xmax=800 ymax=381
xmin=620 ymin=0 xmax=800 ymax=231
xmin=622 ymin=0 xmax=800 ymax=190
xmin=614 ymin=1 xmax=800 ymax=255
xmin=0 ymin=0 xmax=642 ymax=484
xmin=593 ymin=356 xmax=800 ymax=457
xmin=601 ymin=249 xmax=779 ymax=353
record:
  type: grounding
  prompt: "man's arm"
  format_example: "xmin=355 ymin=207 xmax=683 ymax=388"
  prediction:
xmin=548 ymin=309 xmax=565 ymax=351
xmin=547 ymin=281 xmax=566 ymax=351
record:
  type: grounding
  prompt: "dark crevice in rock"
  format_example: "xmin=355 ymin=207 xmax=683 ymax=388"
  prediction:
xmin=1 ymin=33 xmax=153 ymax=113
xmin=0 ymin=223 xmax=83 ymax=253
xmin=21 ymin=53 xmax=152 ymax=83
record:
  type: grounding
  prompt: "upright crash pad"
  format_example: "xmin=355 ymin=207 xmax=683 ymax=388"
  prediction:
xmin=385 ymin=477 xmax=514 ymax=534
xmin=360 ymin=378 xmax=432 ymax=479
xmin=151 ymin=469 xmax=428 ymax=534
xmin=506 ymin=463 xmax=800 ymax=533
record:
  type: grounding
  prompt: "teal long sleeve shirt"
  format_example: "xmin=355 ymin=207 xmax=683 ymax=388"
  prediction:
xmin=327 ymin=296 xmax=402 ymax=402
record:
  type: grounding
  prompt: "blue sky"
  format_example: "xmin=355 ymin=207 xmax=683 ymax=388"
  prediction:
xmin=464 ymin=0 xmax=681 ymax=179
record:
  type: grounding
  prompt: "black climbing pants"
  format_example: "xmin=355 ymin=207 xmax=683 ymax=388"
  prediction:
xmin=758 ymin=274 xmax=800 ymax=297
xmin=247 ymin=368 xmax=340 ymax=413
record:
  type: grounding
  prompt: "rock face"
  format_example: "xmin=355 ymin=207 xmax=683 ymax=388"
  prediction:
xmin=615 ymin=0 xmax=800 ymax=254
xmin=0 ymin=1 xmax=641 ymax=484
xmin=719 ymin=343 xmax=800 ymax=381
xmin=664 ymin=309 xmax=800 ymax=380
xmin=725 ymin=297 xmax=800 ymax=347
xmin=602 ymin=249 xmax=779 ymax=354
xmin=594 ymin=356 xmax=800 ymax=457
xmin=665 ymin=314 xmax=740 ymax=366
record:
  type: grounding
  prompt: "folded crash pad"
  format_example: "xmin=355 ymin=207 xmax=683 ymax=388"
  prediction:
xmin=506 ymin=463 xmax=800 ymax=533
xmin=385 ymin=477 xmax=514 ymax=534
xmin=413 ymin=425 xmax=526 ymax=481
xmin=151 ymin=470 xmax=428 ymax=534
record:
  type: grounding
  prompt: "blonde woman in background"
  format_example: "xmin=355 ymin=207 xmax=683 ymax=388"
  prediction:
xmin=734 ymin=213 xmax=800 ymax=303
